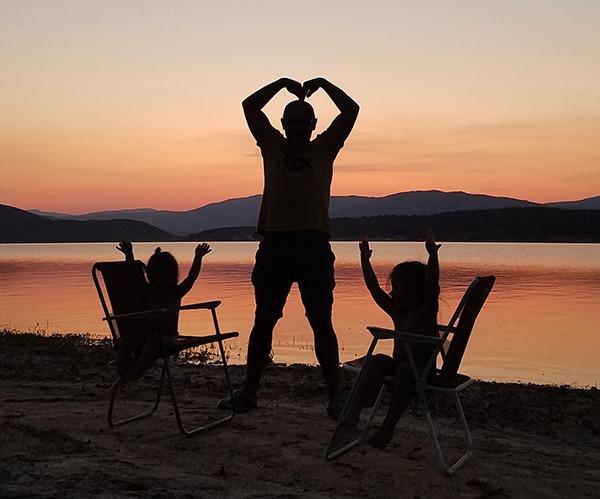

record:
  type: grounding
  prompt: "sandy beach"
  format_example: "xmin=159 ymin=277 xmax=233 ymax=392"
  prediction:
xmin=1 ymin=330 xmax=599 ymax=499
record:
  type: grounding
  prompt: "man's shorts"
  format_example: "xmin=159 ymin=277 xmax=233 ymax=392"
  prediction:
xmin=251 ymin=236 xmax=336 ymax=323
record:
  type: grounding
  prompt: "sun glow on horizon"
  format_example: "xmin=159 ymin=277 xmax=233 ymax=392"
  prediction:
xmin=2 ymin=1 xmax=599 ymax=213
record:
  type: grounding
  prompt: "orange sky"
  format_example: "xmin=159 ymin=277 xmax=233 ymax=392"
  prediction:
xmin=1 ymin=1 xmax=599 ymax=213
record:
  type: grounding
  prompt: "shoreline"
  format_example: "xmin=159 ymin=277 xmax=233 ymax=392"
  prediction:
xmin=1 ymin=330 xmax=600 ymax=498
xmin=3 ymin=329 xmax=598 ymax=390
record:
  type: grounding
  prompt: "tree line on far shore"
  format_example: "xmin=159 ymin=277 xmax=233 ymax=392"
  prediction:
xmin=187 ymin=208 xmax=600 ymax=243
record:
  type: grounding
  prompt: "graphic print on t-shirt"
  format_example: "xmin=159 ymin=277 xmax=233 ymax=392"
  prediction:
xmin=278 ymin=144 xmax=313 ymax=174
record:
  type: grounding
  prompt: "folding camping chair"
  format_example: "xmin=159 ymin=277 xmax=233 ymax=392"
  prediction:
xmin=92 ymin=260 xmax=239 ymax=436
xmin=326 ymin=276 xmax=495 ymax=474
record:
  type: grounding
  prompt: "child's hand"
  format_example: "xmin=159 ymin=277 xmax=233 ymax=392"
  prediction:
xmin=195 ymin=242 xmax=211 ymax=258
xmin=116 ymin=241 xmax=133 ymax=256
xmin=425 ymin=229 xmax=441 ymax=254
xmin=359 ymin=238 xmax=372 ymax=260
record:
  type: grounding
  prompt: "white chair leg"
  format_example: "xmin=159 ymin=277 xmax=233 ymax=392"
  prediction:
xmin=421 ymin=390 xmax=473 ymax=475
xmin=446 ymin=391 xmax=473 ymax=474
xmin=360 ymin=384 xmax=387 ymax=442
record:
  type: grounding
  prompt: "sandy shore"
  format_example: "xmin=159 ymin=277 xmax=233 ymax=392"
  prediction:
xmin=1 ymin=331 xmax=599 ymax=498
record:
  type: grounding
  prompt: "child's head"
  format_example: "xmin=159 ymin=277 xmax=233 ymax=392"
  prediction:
xmin=389 ymin=261 xmax=427 ymax=308
xmin=146 ymin=247 xmax=179 ymax=288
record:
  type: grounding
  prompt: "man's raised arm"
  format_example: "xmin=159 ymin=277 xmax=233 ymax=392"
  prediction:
xmin=242 ymin=78 xmax=303 ymax=142
xmin=303 ymin=77 xmax=359 ymax=144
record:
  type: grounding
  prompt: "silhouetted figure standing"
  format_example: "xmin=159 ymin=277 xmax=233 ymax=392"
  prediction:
xmin=219 ymin=77 xmax=359 ymax=418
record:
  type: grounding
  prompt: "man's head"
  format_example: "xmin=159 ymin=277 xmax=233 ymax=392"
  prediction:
xmin=281 ymin=100 xmax=317 ymax=143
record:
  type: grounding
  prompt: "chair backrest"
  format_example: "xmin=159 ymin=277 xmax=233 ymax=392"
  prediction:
xmin=92 ymin=261 xmax=147 ymax=348
xmin=437 ymin=275 xmax=495 ymax=384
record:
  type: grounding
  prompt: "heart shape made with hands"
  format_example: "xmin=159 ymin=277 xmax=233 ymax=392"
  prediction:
xmin=301 ymin=79 xmax=322 ymax=99
xmin=285 ymin=78 xmax=325 ymax=101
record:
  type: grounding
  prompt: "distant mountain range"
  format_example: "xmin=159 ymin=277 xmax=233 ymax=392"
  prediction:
xmin=29 ymin=190 xmax=600 ymax=235
xmin=0 ymin=204 xmax=175 ymax=243
xmin=3 ymin=202 xmax=600 ymax=243
xmin=3 ymin=190 xmax=598 ymax=243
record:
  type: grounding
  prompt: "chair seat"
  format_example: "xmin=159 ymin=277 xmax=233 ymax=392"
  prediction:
xmin=379 ymin=371 xmax=472 ymax=391
xmin=345 ymin=360 xmax=472 ymax=393
xmin=426 ymin=372 xmax=473 ymax=391
xmin=342 ymin=357 xmax=368 ymax=374
xmin=163 ymin=332 xmax=239 ymax=356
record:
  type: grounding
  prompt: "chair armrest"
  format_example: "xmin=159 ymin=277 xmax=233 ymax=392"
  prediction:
xmin=103 ymin=308 xmax=167 ymax=321
xmin=179 ymin=300 xmax=222 ymax=311
xmin=367 ymin=326 xmax=443 ymax=345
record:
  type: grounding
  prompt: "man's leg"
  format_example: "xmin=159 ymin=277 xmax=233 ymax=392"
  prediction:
xmin=219 ymin=240 xmax=291 ymax=411
xmin=243 ymin=316 xmax=278 ymax=396
xmin=245 ymin=241 xmax=292 ymax=395
xmin=298 ymin=241 xmax=341 ymax=415
xmin=307 ymin=316 xmax=340 ymax=403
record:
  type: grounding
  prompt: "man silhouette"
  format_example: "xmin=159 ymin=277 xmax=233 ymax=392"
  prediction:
xmin=219 ymin=77 xmax=359 ymax=418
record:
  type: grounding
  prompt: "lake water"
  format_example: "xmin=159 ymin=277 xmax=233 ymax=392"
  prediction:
xmin=1 ymin=242 xmax=599 ymax=387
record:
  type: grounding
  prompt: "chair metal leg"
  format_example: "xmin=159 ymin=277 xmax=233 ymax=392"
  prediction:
xmin=164 ymin=354 xmax=234 ymax=437
xmin=447 ymin=391 xmax=473 ymax=474
xmin=421 ymin=389 xmax=473 ymax=475
xmin=325 ymin=422 xmax=363 ymax=461
xmin=361 ymin=384 xmax=387 ymax=440
xmin=211 ymin=308 xmax=237 ymax=415
xmin=108 ymin=361 xmax=166 ymax=427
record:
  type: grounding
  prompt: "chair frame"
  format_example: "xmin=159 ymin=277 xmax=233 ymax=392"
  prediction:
xmin=325 ymin=276 xmax=494 ymax=474
xmin=92 ymin=261 xmax=239 ymax=437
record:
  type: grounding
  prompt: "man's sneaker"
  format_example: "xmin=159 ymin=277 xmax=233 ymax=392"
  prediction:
xmin=217 ymin=389 xmax=257 ymax=413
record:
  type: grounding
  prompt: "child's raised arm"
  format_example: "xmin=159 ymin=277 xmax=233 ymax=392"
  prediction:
xmin=424 ymin=229 xmax=441 ymax=310
xmin=116 ymin=241 xmax=138 ymax=275
xmin=177 ymin=243 xmax=211 ymax=297
xmin=116 ymin=241 xmax=145 ymax=283
xmin=116 ymin=241 xmax=150 ymax=293
xmin=359 ymin=239 xmax=393 ymax=315
xmin=116 ymin=241 xmax=134 ymax=263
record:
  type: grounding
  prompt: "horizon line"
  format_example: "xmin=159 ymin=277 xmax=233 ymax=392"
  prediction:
xmin=22 ymin=188 xmax=600 ymax=216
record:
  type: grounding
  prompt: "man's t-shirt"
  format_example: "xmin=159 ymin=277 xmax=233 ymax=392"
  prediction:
xmin=256 ymin=125 xmax=345 ymax=236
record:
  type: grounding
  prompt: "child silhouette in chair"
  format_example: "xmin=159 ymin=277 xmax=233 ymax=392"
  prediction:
xmin=341 ymin=230 xmax=441 ymax=448
xmin=114 ymin=241 xmax=211 ymax=386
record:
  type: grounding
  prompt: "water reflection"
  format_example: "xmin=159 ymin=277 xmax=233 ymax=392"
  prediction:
xmin=0 ymin=242 xmax=598 ymax=386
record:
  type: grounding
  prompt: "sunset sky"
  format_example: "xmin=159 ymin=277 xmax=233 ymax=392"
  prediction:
xmin=1 ymin=1 xmax=599 ymax=213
